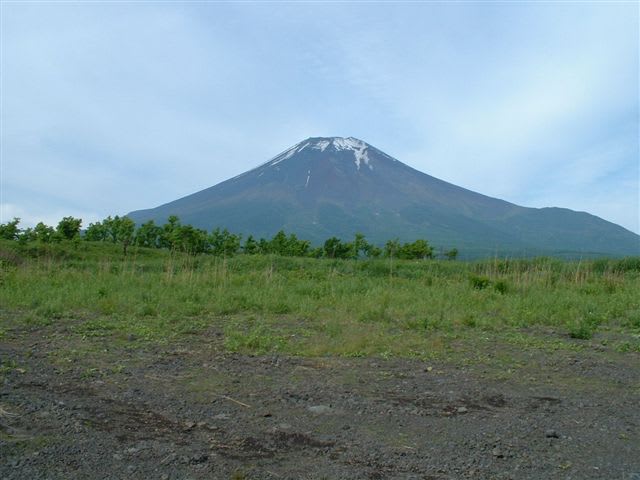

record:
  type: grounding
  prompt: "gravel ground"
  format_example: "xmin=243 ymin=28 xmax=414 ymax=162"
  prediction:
xmin=1 ymin=327 xmax=639 ymax=479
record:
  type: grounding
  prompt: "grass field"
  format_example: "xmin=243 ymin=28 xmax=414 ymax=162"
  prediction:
xmin=1 ymin=240 xmax=639 ymax=362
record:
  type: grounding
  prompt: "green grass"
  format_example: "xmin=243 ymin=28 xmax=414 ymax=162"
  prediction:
xmin=1 ymin=240 xmax=639 ymax=358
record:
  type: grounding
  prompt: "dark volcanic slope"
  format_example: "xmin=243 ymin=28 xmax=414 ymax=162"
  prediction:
xmin=129 ymin=137 xmax=640 ymax=257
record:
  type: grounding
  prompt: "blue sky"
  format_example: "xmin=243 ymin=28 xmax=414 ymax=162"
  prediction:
xmin=1 ymin=2 xmax=638 ymax=233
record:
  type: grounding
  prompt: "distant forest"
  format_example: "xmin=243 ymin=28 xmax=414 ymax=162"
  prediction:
xmin=0 ymin=216 xmax=459 ymax=261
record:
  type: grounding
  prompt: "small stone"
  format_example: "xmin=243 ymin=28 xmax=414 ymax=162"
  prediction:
xmin=492 ymin=447 xmax=504 ymax=458
xmin=308 ymin=405 xmax=333 ymax=415
xmin=457 ymin=406 xmax=468 ymax=414
xmin=184 ymin=421 xmax=196 ymax=430
xmin=545 ymin=429 xmax=559 ymax=438
xmin=160 ymin=474 xmax=169 ymax=480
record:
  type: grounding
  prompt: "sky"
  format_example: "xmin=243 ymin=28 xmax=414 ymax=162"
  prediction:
xmin=1 ymin=1 xmax=638 ymax=234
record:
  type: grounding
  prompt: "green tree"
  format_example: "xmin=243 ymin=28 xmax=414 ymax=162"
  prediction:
xmin=243 ymin=235 xmax=259 ymax=255
xmin=399 ymin=239 xmax=433 ymax=260
xmin=363 ymin=243 xmax=382 ymax=258
xmin=56 ymin=216 xmax=82 ymax=240
xmin=135 ymin=220 xmax=162 ymax=248
xmin=116 ymin=217 xmax=136 ymax=255
xmin=445 ymin=248 xmax=459 ymax=261
xmin=172 ymin=224 xmax=208 ymax=254
xmin=268 ymin=230 xmax=289 ymax=255
xmin=160 ymin=215 xmax=181 ymax=249
xmin=384 ymin=239 xmax=401 ymax=258
xmin=0 ymin=218 xmax=21 ymax=240
xmin=209 ymin=228 xmax=241 ymax=256
xmin=33 ymin=222 xmax=55 ymax=243
xmin=84 ymin=221 xmax=108 ymax=241
xmin=101 ymin=216 xmax=118 ymax=242
xmin=323 ymin=237 xmax=351 ymax=259
xmin=352 ymin=232 xmax=367 ymax=259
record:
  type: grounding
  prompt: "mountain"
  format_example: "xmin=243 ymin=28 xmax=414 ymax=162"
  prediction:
xmin=128 ymin=137 xmax=640 ymax=258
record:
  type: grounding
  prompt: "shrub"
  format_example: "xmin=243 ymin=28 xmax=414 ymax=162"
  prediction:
xmin=494 ymin=280 xmax=509 ymax=294
xmin=470 ymin=275 xmax=490 ymax=290
xmin=568 ymin=320 xmax=595 ymax=340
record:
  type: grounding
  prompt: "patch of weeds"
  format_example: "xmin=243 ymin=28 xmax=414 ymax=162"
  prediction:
xmin=110 ymin=364 xmax=126 ymax=374
xmin=462 ymin=314 xmax=477 ymax=328
xmin=625 ymin=311 xmax=640 ymax=329
xmin=602 ymin=279 xmax=619 ymax=294
xmin=0 ymin=359 xmax=19 ymax=375
xmin=81 ymin=367 xmax=102 ymax=379
xmin=224 ymin=321 xmax=287 ymax=354
xmin=323 ymin=319 xmax=343 ymax=338
xmin=75 ymin=319 xmax=117 ymax=337
xmin=97 ymin=297 xmax=118 ymax=315
xmin=494 ymin=280 xmax=509 ymax=294
xmin=20 ymin=312 xmax=53 ymax=327
xmin=504 ymin=331 xmax=583 ymax=352
xmin=36 ymin=304 xmax=64 ymax=320
xmin=1 ymin=433 xmax=56 ymax=452
xmin=136 ymin=303 xmax=157 ymax=317
xmin=568 ymin=320 xmax=596 ymax=340
xmin=345 ymin=350 xmax=366 ymax=358
xmin=267 ymin=300 xmax=291 ymax=314
xmin=469 ymin=275 xmax=490 ymax=290
xmin=358 ymin=294 xmax=391 ymax=323
xmin=174 ymin=316 xmax=209 ymax=335
xmin=231 ymin=470 xmax=247 ymax=480
xmin=616 ymin=341 xmax=640 ymax=353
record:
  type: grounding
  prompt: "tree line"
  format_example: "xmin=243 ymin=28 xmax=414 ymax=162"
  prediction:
xmin=0 ymin=216 xmax=459 ymax=260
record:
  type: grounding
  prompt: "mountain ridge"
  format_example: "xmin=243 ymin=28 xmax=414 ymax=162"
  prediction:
xmin=128 ymin=137 xmax=640 ymax=258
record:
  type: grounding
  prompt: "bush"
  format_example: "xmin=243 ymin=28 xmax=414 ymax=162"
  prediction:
xmin=494 ymin=280 xmax=509 ymax=294
xmin=470 ymin=275 xmax=490 ymax=290
xmin=568 ymin=319 xmax=595 ymax=340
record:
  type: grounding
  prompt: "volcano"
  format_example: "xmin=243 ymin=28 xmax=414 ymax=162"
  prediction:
xmin=128 ymin=137 xmax=639 ymax=258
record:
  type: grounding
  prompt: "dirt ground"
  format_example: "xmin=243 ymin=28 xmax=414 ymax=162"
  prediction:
xmin=1 ymin=325 xmax=639 ymax=480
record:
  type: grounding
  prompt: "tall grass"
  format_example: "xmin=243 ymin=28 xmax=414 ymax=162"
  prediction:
xmin=1 ymin=240 xmax=639 ymax=357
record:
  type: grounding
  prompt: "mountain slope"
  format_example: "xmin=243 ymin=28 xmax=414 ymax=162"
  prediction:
xmin=128 ymin=137 xmax=640 ymax=257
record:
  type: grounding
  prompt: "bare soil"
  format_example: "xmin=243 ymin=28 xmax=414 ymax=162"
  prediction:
xmin=1 ymin=325 xmax=639 ymax=479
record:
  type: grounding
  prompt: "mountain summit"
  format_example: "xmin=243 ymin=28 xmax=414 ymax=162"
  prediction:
xmin=128 ymin=137 xmax=639 ymax=257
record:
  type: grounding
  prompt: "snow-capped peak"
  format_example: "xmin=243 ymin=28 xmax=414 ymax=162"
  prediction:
xmin=308 ymin=136 xmax=367 ymax=152
xmin=265 ymin=137 xmax=374 ymax=170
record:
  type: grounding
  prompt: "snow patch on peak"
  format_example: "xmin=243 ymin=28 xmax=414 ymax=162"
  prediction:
xmin=353 ymin=147 xmax=372 ymax=171
xmin=268 ymin=141 xmax=309 ymax=166
xmin=265 ymin=137 xmax=375 ymax=171
xmin=311 ymin=140 xmax=331 ymax=152
xmin=307 ymin=137 xmax=373 ymax=170
xmin=332 ymin=137 xmax=366 ymax=152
